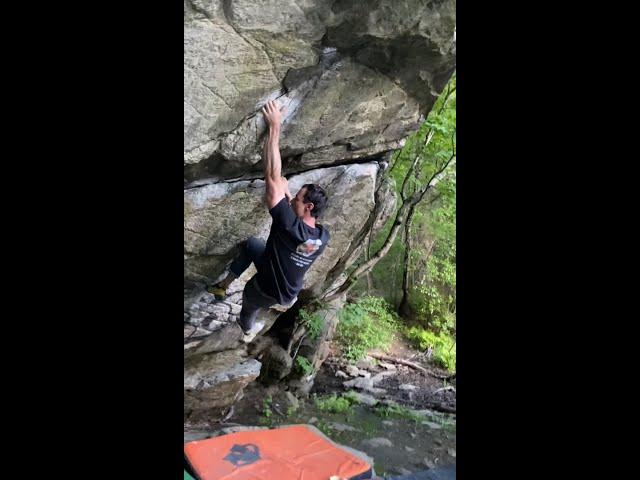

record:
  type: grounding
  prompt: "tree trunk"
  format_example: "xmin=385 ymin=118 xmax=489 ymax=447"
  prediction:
xmin=398 ymin=208 xmax=416 ymax=317
xmin=322 ymin=153 xmax=454 ymax=303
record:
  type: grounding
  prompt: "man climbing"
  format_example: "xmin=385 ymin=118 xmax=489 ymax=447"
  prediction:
xmin=208 ymin=99 xmax=330 ymax=335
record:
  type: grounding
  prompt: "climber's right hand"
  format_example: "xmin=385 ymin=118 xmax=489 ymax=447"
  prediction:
xmin=262 ymin=99 xmax=286 ymax=128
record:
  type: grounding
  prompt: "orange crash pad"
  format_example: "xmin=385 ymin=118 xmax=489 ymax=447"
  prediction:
xmin=184 ymin=425 xmax=373 ymax=480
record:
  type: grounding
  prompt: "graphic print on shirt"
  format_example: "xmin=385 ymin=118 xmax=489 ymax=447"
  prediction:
xmin=291 ymin=238 xmax=323 ymax=267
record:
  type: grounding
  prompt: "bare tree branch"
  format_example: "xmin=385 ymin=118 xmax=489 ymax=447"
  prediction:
xmin=322 ymin=150 xmax=455 ymax=302
xmin=437 ymin=85 xmax=456 ymax=115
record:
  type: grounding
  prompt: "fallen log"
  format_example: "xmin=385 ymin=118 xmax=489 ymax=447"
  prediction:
xmin=369 ymin=353 xmax=455 ymax=380
xmin=369 ymin=353 xmax=429 ymax=373
xmin=431 ymin=385 xmax=456 ymax=396
xmin=429 ymin=402 xmax=456 ymax=414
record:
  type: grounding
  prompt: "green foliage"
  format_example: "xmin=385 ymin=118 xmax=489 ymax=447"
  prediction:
xmin=412 ymin=282 xmax=455 ymax=334
xmin=260 ymin=395 xmax=273 ymax=424
xmin=397 ymin=75 xmax=456 ymax=330
xmin=314 ymin=394 xmax=354 ymax=414
xmin=374 ymin=403 xmax=422 ymax=423
xmin=406 ymin=327 xmax=456 ymax=372
xmin=315 ymin=419 xmax=333 ymax=436
xmin=342 ymin=390 xmax=362 ymax=404
xmin=351 ymin=73 xmax=456 ymax=326
xmin=294 ymin=355 xmax=314 ymax=376
xmin=263 ymin=396 xmax=272 ymax=416
xmin=407 ymin=172 xmax=456 ymax=333
xmin=336 ymin=296 xmax=400 ymax=362
xmin=298 ymin=307 xmax=324 ymax=341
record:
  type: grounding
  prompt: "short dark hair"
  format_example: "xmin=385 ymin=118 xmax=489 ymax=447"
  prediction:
xmin=302 ymin=183 xmax=328 ymax=218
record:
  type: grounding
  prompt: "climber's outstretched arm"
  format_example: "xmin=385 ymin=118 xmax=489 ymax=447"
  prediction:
xmin=261 ymin=100 xmax=287 ymax=209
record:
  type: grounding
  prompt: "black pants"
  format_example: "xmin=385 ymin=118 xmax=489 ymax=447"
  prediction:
xmin=230 ymin=237 xmax=278 ymax=332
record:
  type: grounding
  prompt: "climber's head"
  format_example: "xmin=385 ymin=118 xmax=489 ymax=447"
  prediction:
xmin=291 ymin=184 xmax=328 ymax=219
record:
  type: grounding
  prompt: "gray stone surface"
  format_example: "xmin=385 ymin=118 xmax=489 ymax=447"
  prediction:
xmin=345 ymin=391 xmax=378 ymax=407
xmin=184 ymin=351 xmax=261 ymax=422
xmin=183 ymin=0 xmax=456 ymax=422
xmin=184 ymin=0 xmax=455 ymax=168
xmin=361 ymin=437 xmax=394 ymax=449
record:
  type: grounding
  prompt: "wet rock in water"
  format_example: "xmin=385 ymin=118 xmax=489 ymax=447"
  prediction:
xmin=404 ymin=446 xmax=415 ymax=453
xmin=424 ymin=458 xmax=436 ymax=469
xmin=423 ymin=421 xmax=443 ymax=429
xmin=329 ymin=422 xmax=358 ymax=432
xmin=345 ymin=391 xmax=378 ymax=406
xmin=378 ymin=361 xmax=396 ymax=370
xmin=399 ymin=383 xmax=418 ymax=391
xmin=369 ymin=387 xmax=387 ymax=395
xmin=217 ymin=426 xmax=267 ymax=436
xmin=344 ymin=376 xmax=373 ymax=389
xmin=356 ymin=356 xmax=375 ymax=370
xmin=344 ymin=377 xmax=387 ymax=395
xmin=370 ymin=370 xmax=396 ymax=385
xmin=361 ymin=437 xmax=393 ymax=449
xmin=284 ymin=391 xmax=299 ymax=410
xmin=346 ymin=365 xmax=360 ymax=377
xmin=447 ymin=448 xmax=456 ymax=458
xmin=394 ymin=467 xmax=413 ymax=476
xmin=343 ymin=377 xmax=387 ymax=395
xmin=335 ymin=370 xmax=349 ymax=379
xmin=412 ymin=408 xmax=439 ymax=419
xmin=183 ymin=430 xmax=213 ymax=443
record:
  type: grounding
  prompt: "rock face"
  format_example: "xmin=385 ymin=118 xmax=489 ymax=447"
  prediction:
xmin=184 ymin=348 xmax=261 ymax=422
xmin=184 ymin=0 xmax=455 ymax=171
xmin=184 ymin=162 xmax=380 ymax=289
xmin=183 ymin=0 xmax=455 ymax=423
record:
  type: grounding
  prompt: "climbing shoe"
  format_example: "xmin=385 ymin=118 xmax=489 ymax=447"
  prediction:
xmin=236 ymin=318 xmax=251 ymax=336
xmin=206 ymin=284 xmax=227 ymax=300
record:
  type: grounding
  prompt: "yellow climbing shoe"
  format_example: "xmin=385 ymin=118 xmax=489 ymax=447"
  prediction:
xmin=206 ymin=285 xmax=227 ymax=300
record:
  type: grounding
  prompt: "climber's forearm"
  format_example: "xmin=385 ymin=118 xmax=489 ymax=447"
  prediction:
xmin=261 ymin=99 xmax=286 ymax=207
xmin=262 ymin=125 xmax=285 ymax=207
xmin=263 ymin=125 xmax=282 ymax=181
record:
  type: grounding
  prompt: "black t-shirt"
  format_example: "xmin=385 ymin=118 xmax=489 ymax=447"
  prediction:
xmin=255 ymin=198 xmax=330 ymax=305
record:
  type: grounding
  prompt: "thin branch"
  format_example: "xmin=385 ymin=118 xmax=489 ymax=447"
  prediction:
xmin=291 ymin=333 xmax=307 ymax=364
xmin=368 ymin=353 xmax=452 ymax=380
xmin=323 ymin=151 xmax=455 ymax=301
xmin=437 ymin=85 xmax=456 ymax=115
xmin=401 ymin=129 xmax=435 ymax=200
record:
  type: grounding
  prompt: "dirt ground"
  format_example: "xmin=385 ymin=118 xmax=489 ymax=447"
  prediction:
xmin=318 ymin=337 xmax=456 ymax=413
xmin=186 ymin=336 xmax=456 ymax=478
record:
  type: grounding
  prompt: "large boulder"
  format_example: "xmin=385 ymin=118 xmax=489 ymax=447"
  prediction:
xmin=184 ymin=162 xmax=379 ymax=289
xmin=184 ymin=0 xmax=455 ymax=170
xmin=184 ymin=348 xmax=261 ymax=423
xmin=183 ymin=0 xmax=456 ymax=421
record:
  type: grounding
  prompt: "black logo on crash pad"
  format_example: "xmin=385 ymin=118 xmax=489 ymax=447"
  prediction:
xmin=223 ymin=443 xmax=261 ymax=467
